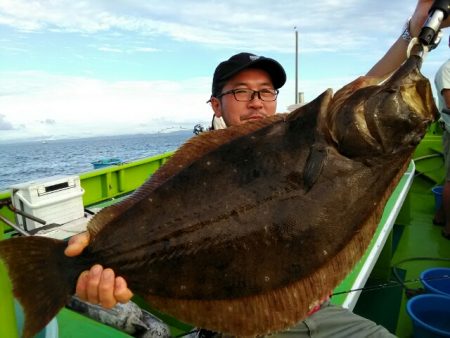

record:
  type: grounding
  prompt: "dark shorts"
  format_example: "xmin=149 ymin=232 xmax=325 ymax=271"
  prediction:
xmin=443 ymin=131 xmax=450 ymax=181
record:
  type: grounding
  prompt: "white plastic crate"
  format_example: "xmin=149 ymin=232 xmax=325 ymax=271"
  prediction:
xmin=10 ymin=175 xmax=85 ymax=231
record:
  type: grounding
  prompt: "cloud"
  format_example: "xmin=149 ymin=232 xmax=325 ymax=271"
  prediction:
xmin=0 ymin=71 xmax=213 ymax=141
xmin=98 ymin=46 xmax=123 ymax=53
xmin=97 ymin=45 xmax=160 ymax=54
xmin=40 ymin=118 xmax=56 ymax=125
xmin=0 ymin=69 xmax=343 ymax=141
xmin=0 ymin=114 xmax=14 ymax=130
xmin=135 ymin=47 xmax=159 ymax=53
xmin=0 ymin=0 xmax=419 ymax=54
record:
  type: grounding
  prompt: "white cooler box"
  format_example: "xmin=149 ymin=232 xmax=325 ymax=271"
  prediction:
xmin=10 ymin=175 xmax=85 ymax=231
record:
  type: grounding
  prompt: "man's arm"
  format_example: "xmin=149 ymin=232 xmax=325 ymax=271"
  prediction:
xmin=367 ymin=0 xmax=450 ymax=78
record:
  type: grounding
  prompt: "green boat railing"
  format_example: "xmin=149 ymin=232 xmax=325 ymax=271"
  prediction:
xmin=80 ymin=151 xmax=174 ymax=207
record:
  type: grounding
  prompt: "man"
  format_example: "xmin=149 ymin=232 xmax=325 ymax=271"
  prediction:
xmin=433 ymin=38 xmax=450 ymax=240
xmin=65 ymin=0 xmax=449 ymax=335
xmin=208 ymin=53 xmax=285 ymax=130
xmin=204 ymin=51 xmax=396 ymax=338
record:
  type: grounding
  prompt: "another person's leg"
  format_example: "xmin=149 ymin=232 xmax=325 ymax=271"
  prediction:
xmin=442 ymin=183 xmax=450 ymax=239
xmin=440 ymin=132 xmax=450 ymax=239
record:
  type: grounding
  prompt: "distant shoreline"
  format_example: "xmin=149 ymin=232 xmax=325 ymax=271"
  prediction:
xmin=0 ymin=129 xmax=193 ymax=146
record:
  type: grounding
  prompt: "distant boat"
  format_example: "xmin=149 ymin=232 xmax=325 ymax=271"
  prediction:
xmin=91 ymin=158 xmax=122 ymax=169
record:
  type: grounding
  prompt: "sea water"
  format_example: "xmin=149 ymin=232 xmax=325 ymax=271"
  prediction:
xmin=0 ymin=131 xmax=192 ymax=192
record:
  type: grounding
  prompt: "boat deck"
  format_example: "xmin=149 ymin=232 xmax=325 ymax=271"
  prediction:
xmin=353 ymin=168 xmax=450 ymax=337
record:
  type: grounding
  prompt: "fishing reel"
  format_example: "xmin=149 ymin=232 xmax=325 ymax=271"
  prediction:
xmin=408 ymin=0 xmax=450 ymax=57
xmin=418 ymin=0 xmax=449 ymax=49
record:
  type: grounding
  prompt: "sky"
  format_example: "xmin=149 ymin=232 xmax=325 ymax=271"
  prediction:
xmin=0 ymin=0 xmax=449 ymax=143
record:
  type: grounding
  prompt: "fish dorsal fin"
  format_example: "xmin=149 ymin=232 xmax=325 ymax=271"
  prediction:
xmin=142 ymin=114 xmax=284 ymax=189
xmin=87 ymin=115 xmax=283 ymax=238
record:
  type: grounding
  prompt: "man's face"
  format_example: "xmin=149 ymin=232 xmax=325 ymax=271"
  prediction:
xmin=211 ymin=68 xmax=277 ymax=127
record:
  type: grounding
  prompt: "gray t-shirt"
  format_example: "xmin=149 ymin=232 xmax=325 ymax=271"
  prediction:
xmin=435 ymin=59 xmax=450 ymax=130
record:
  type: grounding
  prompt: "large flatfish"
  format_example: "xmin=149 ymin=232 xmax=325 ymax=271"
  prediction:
xmin=0 ymin=55 xmax=437 ymax=337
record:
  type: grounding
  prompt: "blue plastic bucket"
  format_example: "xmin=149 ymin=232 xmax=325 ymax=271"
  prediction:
xmin=421 ymin=267 xmax=450 ymax=297
xmin=432 ymin=186 xmax=443 ymax=211
xmin=406 ymin=294 xmax=450 ymax=337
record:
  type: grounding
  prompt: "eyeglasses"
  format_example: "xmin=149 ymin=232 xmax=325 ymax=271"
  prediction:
xmin=217 ymin=88 xmax=279 ymax=102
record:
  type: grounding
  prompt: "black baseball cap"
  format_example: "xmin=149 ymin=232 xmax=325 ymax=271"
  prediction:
xmin=211 ymin=52 xmax=286 ymax=97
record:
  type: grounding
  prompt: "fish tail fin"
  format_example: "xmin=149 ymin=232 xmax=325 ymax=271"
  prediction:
xmin=0 ymin=236 xmax=83 ymax=338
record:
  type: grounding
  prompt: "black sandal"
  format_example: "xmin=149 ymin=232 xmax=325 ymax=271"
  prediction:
xmin=442 ymin=230 xmax=450 ymax=240
xmin=433 ymin=218 xmax=445 ymax=226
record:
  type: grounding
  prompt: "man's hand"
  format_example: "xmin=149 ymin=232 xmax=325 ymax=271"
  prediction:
xmin=65 ymin=232 xmax=134 ymax=308
xmin=64 ymin=231 xmax=90 ymax=256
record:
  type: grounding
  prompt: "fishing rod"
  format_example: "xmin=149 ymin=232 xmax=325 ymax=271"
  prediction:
xmin=332 ymin=274 xmax=450 ymax=297
xmin=333 ymin=256 xmax=450 ymax=297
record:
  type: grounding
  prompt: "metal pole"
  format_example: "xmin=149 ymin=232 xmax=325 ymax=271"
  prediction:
xmin=295 ymin=27 xmax=298 ymax=104
xmin=0 ymin=214 xmax=29 ymax=236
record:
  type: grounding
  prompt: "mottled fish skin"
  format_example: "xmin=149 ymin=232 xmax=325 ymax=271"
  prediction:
xmin=0 ymin=55 xmax=437 ymax=338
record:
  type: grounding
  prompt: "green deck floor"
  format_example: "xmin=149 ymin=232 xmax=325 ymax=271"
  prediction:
xmin=353 ymin=174 xmax=450 ymax=338
xmin=392 ymin=175 xmax=450 ymax=338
